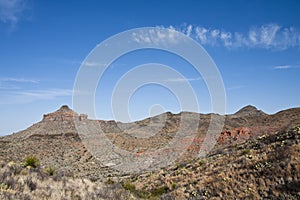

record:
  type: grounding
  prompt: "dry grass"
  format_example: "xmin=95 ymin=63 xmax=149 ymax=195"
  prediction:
xmin=0 ymin=161 xmax=135 ymax=200
xmin=123 ymin=126 xmax=300 ymax=199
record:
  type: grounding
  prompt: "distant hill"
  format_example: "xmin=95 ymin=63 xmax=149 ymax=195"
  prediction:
xmin=0 ymin=105 xmax=299 ymax=199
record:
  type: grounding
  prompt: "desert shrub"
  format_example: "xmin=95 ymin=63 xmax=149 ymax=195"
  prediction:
xmin=45 ymin=166 xmax=56 ymax=176
xmin=171 ymin=182 xmax=177 ymax=189
xmin=0 ymin=182 xmax=8 ymax=190
xmin=106 ymin=178 xmax=115 ymax=185
xmin=242 ymin=149 xmax=250 ymax=155
xmin=151 ymin=185 xmax=169 ymax=196
xmin=23 ymin=156 xmax=39 ymax=168
xmin=7 ymin=162 xmax=23 ymax=175
xmin=122 ymin=180 xmax=135 ymax=192
xmin=199 ymin=159 xmax=206 ymax=166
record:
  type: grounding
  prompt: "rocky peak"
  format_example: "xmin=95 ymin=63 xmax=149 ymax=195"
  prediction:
xmin=42 ymin=105 xmax=88 ymax=122
xmin=59 ymin=105 xmax=72 ymax=111
xmin=234 ymin=105 xmax=265 ymax=116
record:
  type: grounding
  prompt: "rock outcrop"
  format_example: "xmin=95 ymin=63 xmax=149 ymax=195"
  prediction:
xmin=43 ymin=105 xmax=87 ymax=122
xmin=218 ymin=127 xmax=251 ymax=143
xmin=234 ymin=105 xmax=266 ymax=116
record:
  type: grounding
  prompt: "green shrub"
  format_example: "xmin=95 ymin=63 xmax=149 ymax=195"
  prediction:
xmin=106 ymin=178 xmax=115 ymax=184
xmin=171 ymin=183 xmax=177 ymax=189
xmin=122 ymin=180 xmax=136 ymax=192
xmin=242 ymin=149 xmax=250 ymax=155
xmin=24 ymin=156 xmax=39 ymax=168
xmin=151 ymin=185 xmax=169 ymax=196
xmin=0 ymin=183 xmax=8 ymax=190
xmin=199 ymin=159 xmax=206 ymax=166
xmin=45 ymin=166 xmax=55 ymax=176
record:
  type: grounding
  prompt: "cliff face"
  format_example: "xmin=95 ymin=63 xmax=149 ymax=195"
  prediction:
xmin=42 ymin=105 xmax=87 ymax=122
xmin=218 ymin=127 xmax=251 ymax=143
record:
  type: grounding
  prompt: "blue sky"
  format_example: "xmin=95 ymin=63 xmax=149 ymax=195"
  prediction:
xmin=0 ymin=0 xmax=300 ymax=135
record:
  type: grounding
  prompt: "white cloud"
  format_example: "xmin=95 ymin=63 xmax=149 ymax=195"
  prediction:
xmin=211 ymin=29 xmax=220 ymax=38
xmin=227 ymin=85 xmax=246 ymax=91
xmin=0 ymin=77 xmax=39 ymax=83
xmin=81 ymin=61 xmax=107 ymax=67
xmin=0 ymin=0 xmax=27 ymax=25
xmin=186 ymin=24 xmax=192 ymax=37
xmin=132 ymin=24 xmax=300 ymax=50
xmin=165 ymin=77 xmax=202 ymax=83
xmin=195 ymin=26 xmax=208 ymax=44
xmin=172 ymin=23 xmax=300 ymax=50
xmin=0 ymin=83 xmax=19 ymax=90
xmin=18 ymin=89 xmax=72 ymax=99
xmin=220 ymin=31 xmax=232 ymax=47
xmin=273 ymin=65 xmax=300 ymax=70
xmin=259 ymin=24 xmax=281 ymax=47
xmin=0 ymin=89 xmax=72 ymax=105
xmin=273 ymin=65 xmax=291 ymax=69
xmin=248 ymin=30 xmax=258 ymax=44
xmin=132 ymin=27 xmax=179 ymax=46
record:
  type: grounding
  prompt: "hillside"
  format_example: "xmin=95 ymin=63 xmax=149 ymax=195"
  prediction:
xmin=124 ymin=126 xmax=300 ymax=199
xmin=0 ymin=105 xmax=300 ymax=199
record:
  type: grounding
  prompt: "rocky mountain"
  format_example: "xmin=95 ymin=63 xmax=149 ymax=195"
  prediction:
xmin=0 ymin=105 xmax=299 ymax=199
xmin=234 ymin=105 xmax=266 ymax=116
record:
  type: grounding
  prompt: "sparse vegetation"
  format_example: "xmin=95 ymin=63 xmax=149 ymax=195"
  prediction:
xmin=106 ymin=178 xmax=115 ymax=185
xmin=23 ymin=156 xmax=39 ymax=168
xmin=242 ymin=148 xmax=250 ymax=155
xmin=171 ymin=183 xmax=177 ymax=189
xmin=122 ymin=126 xmax=300 ymax=199
xmin=122 ymin=180 xmax=136 ymax=193
xmin=0 ymin=183 xmax=8 ymax=190
xmin=199 ymin=159 xmax=206 ymax=166
xmin=151 ymin=185 xmax=169 ymax=196
xmin=0 ymin=105 xmax=299 ymax=199
xmin=0 ymin=161 xmax=133 ymax=199
xmin=45 ymin=166 xmax=55 ymax=176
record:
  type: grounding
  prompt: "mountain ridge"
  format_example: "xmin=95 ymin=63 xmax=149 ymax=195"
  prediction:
xmin=2 ymin=104 xmax=300 ymax=140
xmin=0 ymin=105 xmax=299 ymax=199
xmin=1 ymin=104 xmax=300 ymax=163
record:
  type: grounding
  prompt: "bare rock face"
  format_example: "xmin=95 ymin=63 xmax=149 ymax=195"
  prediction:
xmin=43 ymin=105 xmax=78 ymax=122
xmin=218 ymin=127 xmax=251 ymax=143
xmin=2 ymin=105 xmax=89 ymax=142
xmin=234 ymin=105 xmax=266 ymax=116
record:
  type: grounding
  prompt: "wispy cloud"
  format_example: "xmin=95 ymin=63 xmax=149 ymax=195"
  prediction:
xmin=0 ymin=0 xmax=28 ymax=26
xmin=131 ymin=23 xmax=300 ymax=50
xmin=81 ymin=61 xmax=108 ymax=67
xmin=17 ymin=89 xmax=72 ymax=99
xmin=273 ymin=65 xmax=300 ymax=70
xmin=132 ymin=26 xmax=180 ymax=45
xmin=0 ymin=89 xmax=72 ymax=105
xmin=173 ymin=23 xmax=300 ymax=50
xmin=227 ymin=85 xmax=246 ymax=91
xmin=0 ymin=77 xmax=39 ymax=90
xmin=0 ymin=77 xmax=39 ymax=83
xmin=273 ymin=65 xmax=292 ymax=70
xmin=0 ymin=83 xmax=20 ymax=90
xmin=165 ymin=77 xmax=202 ymax=83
